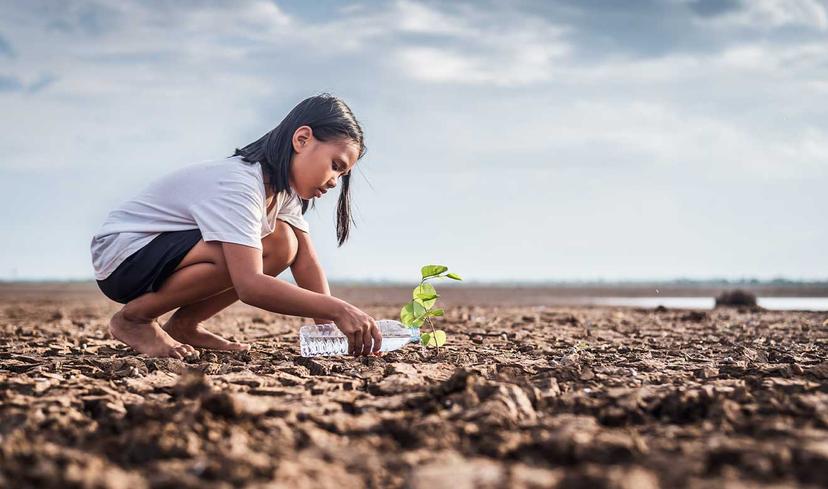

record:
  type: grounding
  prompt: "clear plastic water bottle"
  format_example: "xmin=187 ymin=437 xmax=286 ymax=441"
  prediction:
xmin=299 ymin=319 xmax=421 ymax=357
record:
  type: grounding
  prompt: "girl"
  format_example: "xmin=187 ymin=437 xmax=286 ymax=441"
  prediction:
xmin=90 ymin=94 xmax=382 ymax=359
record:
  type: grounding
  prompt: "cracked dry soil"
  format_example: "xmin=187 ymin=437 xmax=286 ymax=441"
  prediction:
xmin=2 ymin=288 xmax=828 ymax=489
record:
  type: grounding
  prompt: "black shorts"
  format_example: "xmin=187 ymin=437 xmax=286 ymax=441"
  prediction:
xmin=96 ymin=229 xmax=203 ymax=304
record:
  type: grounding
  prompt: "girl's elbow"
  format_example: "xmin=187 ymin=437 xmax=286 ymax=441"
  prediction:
xmin=234 ymin=278 xmax=261 ymax=305
xmin=237 ymin=290 xmax=258 ymax=306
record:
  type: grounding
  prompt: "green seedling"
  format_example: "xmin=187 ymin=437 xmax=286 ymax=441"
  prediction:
xmin=399 ymin=264 xmax=462 ymax=355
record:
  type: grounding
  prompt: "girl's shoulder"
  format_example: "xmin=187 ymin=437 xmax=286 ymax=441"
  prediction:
xmin=179 ymin=156 xmax=263 ymax=188
xmin=146 ymin=156 xmax=266 ymax=207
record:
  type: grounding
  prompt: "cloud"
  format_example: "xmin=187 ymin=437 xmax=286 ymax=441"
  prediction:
xmin=394 ymin=12 xmax=570 ymax=85
xmin=511 ymin=0 xmax=828 ymax=61
xmin=0 ymin=0 xmax=827 ymax=280
xmin=686 ymin=0 xmax=742 ymax=18
xmin=711 ymin=0 xmax=828 ymax=30
xmin=394 ymin=0 xmax=474 ymax=35
xmin=27 ymin=73 xmax=58 ymax=92
xmin=0 ymin=0 xmax=294 ymax=171
xmin=0 ymin=75 xmax=23 ymax=91
xmin=0 ymin=33 xmax=14 ymax=57
xmin=0 ymin=72 xmax=53 ymax=93
xmin=1 ymin=0 xmax=825 ymax=176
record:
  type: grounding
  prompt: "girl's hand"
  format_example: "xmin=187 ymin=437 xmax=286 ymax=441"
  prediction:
xmin=332 ymin=303 xmax=382 ymax=356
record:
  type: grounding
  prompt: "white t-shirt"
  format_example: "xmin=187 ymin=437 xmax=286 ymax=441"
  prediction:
xmin=90 ymin=156 xmax=310 ymax=280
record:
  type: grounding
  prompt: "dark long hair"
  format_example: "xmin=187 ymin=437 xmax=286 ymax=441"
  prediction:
xmin=233 ymin=93 xmax=366 ymax=246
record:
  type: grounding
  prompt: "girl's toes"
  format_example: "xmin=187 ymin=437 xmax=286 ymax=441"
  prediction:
xmin=177 ymin=345 xmax=197 ymax=358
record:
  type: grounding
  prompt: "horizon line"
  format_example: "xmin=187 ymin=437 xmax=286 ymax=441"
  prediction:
xmin=2 ymin=277 xmax=828 ymax=286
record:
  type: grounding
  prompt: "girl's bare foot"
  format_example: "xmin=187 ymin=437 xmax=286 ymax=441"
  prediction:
xmin=162 ymin=314 xmax=250 ymax=352
xmin=109 ymin=309 xmax=199 ymax=359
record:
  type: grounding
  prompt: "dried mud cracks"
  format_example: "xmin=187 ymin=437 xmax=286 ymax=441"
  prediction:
xmin=2 ymin=300 xmax=828 ymax=488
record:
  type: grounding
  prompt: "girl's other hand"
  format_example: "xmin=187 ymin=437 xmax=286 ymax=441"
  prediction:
xmin=332 ymin=303 xmax=382 ymax=356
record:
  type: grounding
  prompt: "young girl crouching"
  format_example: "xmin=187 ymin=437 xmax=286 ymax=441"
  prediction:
xmin=90 ymin=94 xmax=382 ymax=359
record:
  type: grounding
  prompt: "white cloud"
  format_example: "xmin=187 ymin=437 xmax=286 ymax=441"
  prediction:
xmin=394 ymin=14 xmax=570 ymax=85
xmin=713 ymin=0 xmax=828 ymax=30
xmin=396 ymin=38 xmax=569 ymax=85
xmin=394 ymin=0 xmax=473 ymax=35
xmin=0 ymin=0 xmax=293 ymax=172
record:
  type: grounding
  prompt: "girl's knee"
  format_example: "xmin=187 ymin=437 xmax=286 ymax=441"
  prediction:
xmin=262 ymin=221 xmax=299 ymax=272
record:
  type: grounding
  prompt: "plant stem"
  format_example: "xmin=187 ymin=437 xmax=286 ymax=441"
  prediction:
xmin=425 ymin=316 xmax=440 ymax=356
xmin=418 ymin=276 xmax=442 ymax=355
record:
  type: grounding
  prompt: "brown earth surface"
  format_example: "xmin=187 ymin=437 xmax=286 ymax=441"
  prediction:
xmin=1 ymin=284 xmax=828 ymax=488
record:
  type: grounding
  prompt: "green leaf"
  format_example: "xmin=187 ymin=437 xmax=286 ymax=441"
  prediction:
xmin=413 ymin=283 xmax=438 ymax=309
xmin=428 ymin=308 xmax=444 ymax=317
xmin=400 ymin=301 xmax=427 ymax=327
xmin=421 ymin=265 xmax=448 ymax=279
xmin=407 ymin=301 xmax=429 ymax=327
xmin=422 ymin=330 xmax=447 ymax=347
xmin=420 ymin=332 xmax=431 ymax=346
xmin=446 ymin=273 xmax=463 ymax=281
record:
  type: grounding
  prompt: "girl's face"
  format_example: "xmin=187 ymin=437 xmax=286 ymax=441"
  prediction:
xmin=289 ymin=126 xmax=359 ymax=200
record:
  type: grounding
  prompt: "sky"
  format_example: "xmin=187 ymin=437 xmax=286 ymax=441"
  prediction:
xmin=0 ymin=0 xmax=826 ymax=283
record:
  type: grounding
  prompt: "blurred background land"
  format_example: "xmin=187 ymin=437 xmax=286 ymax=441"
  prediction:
xmin=2 ymin=280 xmax=827 ymax=308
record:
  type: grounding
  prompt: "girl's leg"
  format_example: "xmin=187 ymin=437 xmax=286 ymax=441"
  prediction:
xmin=162 ymin=289 xmax=244 ymax=350
xmin=161 ymin=223 xmax=299 ymax=350
xmin=109 ymin=221 xmax=299 ymax=358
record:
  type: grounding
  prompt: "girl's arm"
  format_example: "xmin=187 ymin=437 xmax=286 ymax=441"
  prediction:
xmin=222 ymin=241 xmax=382 ymax=355
xmin=289 ymin=227 xmax=332 ymax=325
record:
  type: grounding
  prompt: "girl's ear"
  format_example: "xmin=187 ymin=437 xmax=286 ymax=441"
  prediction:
xmin=292 ymin=125 xmax=314 ymax=153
